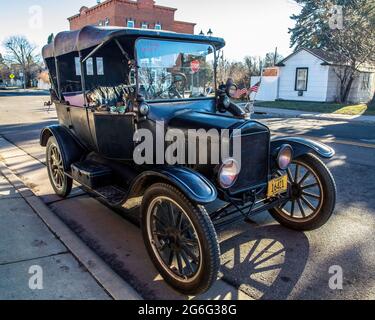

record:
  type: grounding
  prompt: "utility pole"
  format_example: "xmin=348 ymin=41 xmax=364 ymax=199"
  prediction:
xmin=273 ymin=47 xmax=278 ymax=66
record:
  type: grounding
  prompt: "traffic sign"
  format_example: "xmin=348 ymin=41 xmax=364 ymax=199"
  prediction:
xmin=190 ymin=60 xmax=200 ymax=73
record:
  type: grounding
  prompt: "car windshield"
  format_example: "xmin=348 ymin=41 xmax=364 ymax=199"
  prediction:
xmin=136 ymin=39 xmax=215 ymax=101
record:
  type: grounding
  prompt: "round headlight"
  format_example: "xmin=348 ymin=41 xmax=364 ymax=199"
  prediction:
xmin=218 ymin=159 xmax=239 ymax=189
xmin=277 ymin=145 xmax=293 ymax=170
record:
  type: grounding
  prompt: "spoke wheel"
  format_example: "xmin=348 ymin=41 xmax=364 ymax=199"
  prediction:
xmin=49 ymin=145 xmax=64 ymax=189
xmin=46 ymin=137 xmax=72 ymax=198
xmin=278 ymin=160 xmax=323 ymax=220
xmin=149 ymin=198 xmax=202 ymax=281
xmin=141 ymin=183 xmax=220 ymax=295
xmin=269 ymin=153 xmax=336 ymax=231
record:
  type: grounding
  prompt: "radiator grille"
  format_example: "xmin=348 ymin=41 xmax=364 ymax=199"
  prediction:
xmin=230 ymin=132 xmax=270 ymax=194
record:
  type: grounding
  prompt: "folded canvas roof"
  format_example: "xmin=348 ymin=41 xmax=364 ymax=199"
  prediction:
xmin=42 ymin=25 xmax=226 ymax=59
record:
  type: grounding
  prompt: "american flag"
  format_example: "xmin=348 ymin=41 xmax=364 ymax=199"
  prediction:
xmin=233 ymin=82 xmax=261 ymax=98
xmin=250 ymin=81 xmax=261 ymax=93
xmin=234 ymin=88 xmax=249 ymax=98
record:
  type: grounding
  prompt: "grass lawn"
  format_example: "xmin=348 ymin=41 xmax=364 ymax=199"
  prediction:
xmin=256 ymin=100 xmax=375 ymax=116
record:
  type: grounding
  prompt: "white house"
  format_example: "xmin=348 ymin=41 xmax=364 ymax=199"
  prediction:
xmin=37 ymin=71 xmax=51 ymax=90
xmin=251 ymin=48 xmax=375 ymax=104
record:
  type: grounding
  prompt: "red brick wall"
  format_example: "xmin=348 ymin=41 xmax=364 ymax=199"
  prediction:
xmin=173 ymin=21 xmax=195 ymax=34
xmin=69 ymin=2 xmax=116 ymax=30
xmin=68 ymin=0 xmax=195 ymax=34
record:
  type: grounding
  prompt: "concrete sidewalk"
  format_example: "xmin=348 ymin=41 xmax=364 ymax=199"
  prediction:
xmin=0 ymin=158 xmax=141 ymax=300
xmin=252 ymin=105 xmax=375 ymax=124
xmin=0 ymin=166 xmax=112 ymax=300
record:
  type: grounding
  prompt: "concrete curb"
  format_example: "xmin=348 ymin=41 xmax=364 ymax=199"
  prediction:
xmin=0 ymin=160 xmax=142 ymax=300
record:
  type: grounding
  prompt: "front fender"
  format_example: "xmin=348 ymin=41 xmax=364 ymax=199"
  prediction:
xmin=271 ymin=136 xmax=335 ymax=159
xmin=40 ymin=125 xmax=86 ymax=171
xmin=130 ymin=166 xmax=217 ymax=204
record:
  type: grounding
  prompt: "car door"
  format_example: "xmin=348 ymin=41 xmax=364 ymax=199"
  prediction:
xmin=90 ymin=111 xmax=136 ymax=160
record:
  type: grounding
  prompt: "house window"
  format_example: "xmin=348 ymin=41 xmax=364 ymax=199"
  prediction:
xmin=127 ymin=19 xmax=135 ymax=28
xmin=98 ymin=20 xmax=103 ymax=26
xmin=104 ymin=18 xmax=110 ymax=26
xmin=155 ymin=23 xmax=162 ymax=30
xmin=361 ymin=73 xmax=371 ymax=90
xmin=295 ymin=68 xmax=308 ymax=91
xmin=141 ymin=22 xmax=148 ymax=29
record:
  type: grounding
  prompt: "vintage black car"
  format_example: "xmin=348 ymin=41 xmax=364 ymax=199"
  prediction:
xmin=41 ymin=26 xmax=336 ymax=295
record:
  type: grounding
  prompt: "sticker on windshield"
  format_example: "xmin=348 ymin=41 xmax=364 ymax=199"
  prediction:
xmin=190 ymin=60 xmax=200 ymax=73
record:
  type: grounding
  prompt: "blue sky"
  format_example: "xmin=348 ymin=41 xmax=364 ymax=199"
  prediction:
xmin=0 ymin=0 xmax=301 ymax=61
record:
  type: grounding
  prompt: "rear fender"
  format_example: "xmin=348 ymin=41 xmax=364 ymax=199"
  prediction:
xmin=130 ymin=166 xmax=217 ymax=205
xmin=40 ymin=125 xmax=86 ymax=171
xmin=271 ymin=136 xmax=335 ymax=159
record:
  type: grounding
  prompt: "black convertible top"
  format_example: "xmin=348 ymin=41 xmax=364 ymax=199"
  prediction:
xmin=42 ymin=25 xmax=226 ymax=59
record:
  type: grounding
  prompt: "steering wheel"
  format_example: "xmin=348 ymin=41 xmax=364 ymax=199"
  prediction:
xmin=168 ymin=72 xmax=187 ymax=99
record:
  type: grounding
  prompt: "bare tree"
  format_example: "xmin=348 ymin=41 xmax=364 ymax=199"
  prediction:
xmin=217 ymin=52 xmax=231 ymax=85
xmin=263 ymin=52 xmax=283 ymax=68
xmin=3 ymin=36 xmax=41 ymax=88
xmin=244 ymin=56 xmax=261 ymax=82
xmin=0 ymin=54 xmax=10 ymax=83
xmin=330 ymin=2 xmax=375 ymax=102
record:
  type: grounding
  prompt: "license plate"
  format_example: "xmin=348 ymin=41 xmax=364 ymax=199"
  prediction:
xmin=267 ymin=175 xmax=288 ymax=198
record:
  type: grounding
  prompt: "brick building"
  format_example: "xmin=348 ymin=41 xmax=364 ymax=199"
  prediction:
xmin=68 ymin=0 xmax=196 ymax=34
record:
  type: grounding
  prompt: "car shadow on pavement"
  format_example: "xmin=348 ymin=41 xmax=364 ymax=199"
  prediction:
xmin=219 ymin=224 xmax=309 ymax=300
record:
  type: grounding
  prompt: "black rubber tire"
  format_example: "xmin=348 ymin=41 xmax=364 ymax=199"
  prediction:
xmin=269 ymin=153 xmax=336 ymax=231
xmin=141 ymin=183 xmax=220 ymax=295
xmin=46 ymin=136 xmax=73 ymax=198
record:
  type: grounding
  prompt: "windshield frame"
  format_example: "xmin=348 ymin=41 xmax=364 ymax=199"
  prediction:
xmin=134 ymin=37 xmax=218 ymax=103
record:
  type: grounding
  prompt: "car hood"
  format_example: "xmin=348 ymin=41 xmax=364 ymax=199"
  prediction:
xmin=168 ymin=110 xmax=269 ymax=135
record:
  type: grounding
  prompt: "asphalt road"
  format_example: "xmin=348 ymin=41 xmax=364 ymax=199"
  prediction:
xmin=0 ymin=89 xmax=374 ymax=300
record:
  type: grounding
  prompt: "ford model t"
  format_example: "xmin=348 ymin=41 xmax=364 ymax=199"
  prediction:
xmin=41 ymin=26 xmax=336 ymax=295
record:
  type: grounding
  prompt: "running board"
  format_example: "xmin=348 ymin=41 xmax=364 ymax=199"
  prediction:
xmin=70 ymin=161 xmax=128 ymax=205
xmin=93 ymin=185 xmax=128 ymax=205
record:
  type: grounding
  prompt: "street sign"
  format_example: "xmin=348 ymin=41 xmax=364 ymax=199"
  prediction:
xmin=190 ymin=60 xmax=200 ymax=73
xmin=9 ymin=74 xmax=15 ymax=79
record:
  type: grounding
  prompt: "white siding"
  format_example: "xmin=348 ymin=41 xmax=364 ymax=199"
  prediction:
xmin=278 ymin=50 xmax=329 ymax=102
xmin=250 ymin=76 xmax=279 ymax=101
